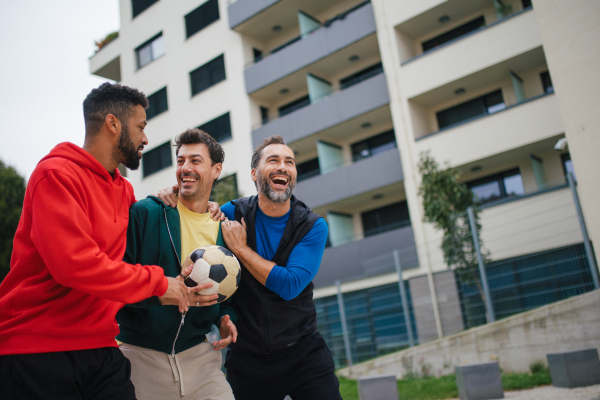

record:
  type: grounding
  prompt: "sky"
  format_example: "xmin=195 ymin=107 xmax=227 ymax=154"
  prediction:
xmin=0 ymin=1 xmax=120 ymax=179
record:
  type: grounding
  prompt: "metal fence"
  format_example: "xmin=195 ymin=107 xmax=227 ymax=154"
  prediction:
xmin=314 ymin=174 xmax=599 ymax=368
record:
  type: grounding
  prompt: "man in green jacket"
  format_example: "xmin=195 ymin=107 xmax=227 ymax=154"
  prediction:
xmin=116 ymin=129 xmax=237 ymax=400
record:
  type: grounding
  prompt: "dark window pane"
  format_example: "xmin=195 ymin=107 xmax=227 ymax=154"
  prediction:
xmin=190 ymin=54 xmax=226 ymax=96
xmin=143 ymin=141 xmax=172 ymax=178
xmin=521 ymin=0 xmax=532 ymax=9
xmin=541 ymin=71 xmax=554 ymax=94
xmin=198 ymin=112 xmax=231 ymax=143
xmin=468 ymin=168 xmax=523 ymax=204
xmin=210 ymin=174 xmax=238 ymax=205
xmin=422 ymin=16 xmax=485 ymax=52
xmin=132 ymin=0 xmax=159 ymax=18
xmin=339 ymin=63 xmax=384 ymax=90
xmin=296 ymin=158 xmax=321 ymax=182
xmin=260 ymin=106 xmax=269 ymax=124
xmin=436 ymin=90 xmax=504 ymax=129
xmin=503 ymin=174 xmax=525 ymax=197
xmin=471 ymin=181 xmax=502 ymax=203
xmin=136 ymin=33 xmax=164 ymax=69
xmin=146 ymin=87 xmax=168 ymax=120
xmin=185 ymin=0 xmax=219 ymax=39
xmin=253 ymin=48 xmax=263 ymax=63
xmin=361 ymin=202 xmax=411 ymax=237
xmin=278 ymin=95 xmax=310 ymax=117
xmin=351 ymin=130 xmax=397 ymax=162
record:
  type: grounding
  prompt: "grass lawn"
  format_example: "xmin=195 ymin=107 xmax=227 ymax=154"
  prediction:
xmin=338 ymin=367 xmax=552 ymax=400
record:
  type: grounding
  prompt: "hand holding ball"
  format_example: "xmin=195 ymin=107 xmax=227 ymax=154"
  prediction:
xmin=182 ymin=245 xmax=241 ymax=303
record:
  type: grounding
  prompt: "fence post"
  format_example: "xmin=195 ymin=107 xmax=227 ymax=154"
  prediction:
xmin=393 ymin=250 xmax=415 ymax=347
xmin=335 ymin=280 xmax=353 ymax=366
xmin=467 ymin=207 xmax=495 ymax=323
xmin=567 ymin=173 xmax=600 ymax=289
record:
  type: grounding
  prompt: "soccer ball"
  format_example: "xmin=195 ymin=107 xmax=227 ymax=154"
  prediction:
xmin=182 ymin=245 xmax=241 ymax=303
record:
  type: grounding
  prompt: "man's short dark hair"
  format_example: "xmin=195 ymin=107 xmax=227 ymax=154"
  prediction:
xmin=174 ymin=128 xmax=225 ymax=165
xmin=83 ymin=82 xmax=148 ymax=136
xmin=251 ymin=135 xmax=287 ymax=169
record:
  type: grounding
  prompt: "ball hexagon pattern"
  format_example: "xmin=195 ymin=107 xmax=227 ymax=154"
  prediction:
xmin=182 ymin=245 xmax=241 ymax=303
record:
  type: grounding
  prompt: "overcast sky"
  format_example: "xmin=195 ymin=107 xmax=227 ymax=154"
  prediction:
xmin=0 ymin=1 xmax=120 ymax=179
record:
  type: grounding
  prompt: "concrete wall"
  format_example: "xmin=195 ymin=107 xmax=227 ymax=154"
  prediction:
xmin=337 ymin=289 xmax=600 ymax=379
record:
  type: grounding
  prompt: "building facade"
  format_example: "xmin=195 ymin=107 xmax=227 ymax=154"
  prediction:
xmin=90 ymin=0 xmax=600 ymax=366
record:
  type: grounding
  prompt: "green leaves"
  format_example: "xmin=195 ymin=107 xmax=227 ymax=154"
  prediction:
xmin=0 ymin=161 xmax=26 ymax=282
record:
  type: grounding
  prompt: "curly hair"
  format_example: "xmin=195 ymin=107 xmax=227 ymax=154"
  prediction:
xmin=174 ymin=128 xmax=225 ymax=165
xmin=83 ymin=82 xmax=148 ymax=136
xmin=250 ymin=135 xmax=286 ymax=169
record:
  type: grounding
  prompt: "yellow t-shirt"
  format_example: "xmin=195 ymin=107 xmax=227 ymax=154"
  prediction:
xmin=177 ymin=202 xmax=220 ymax=263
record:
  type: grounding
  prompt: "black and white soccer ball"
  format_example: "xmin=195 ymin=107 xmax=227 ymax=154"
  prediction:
xmin=182 ymin=245 xmax=241 ymax=303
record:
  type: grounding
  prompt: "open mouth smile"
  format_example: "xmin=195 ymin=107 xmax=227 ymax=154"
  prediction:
xmin=270 ymin=175 xmax=289 ymax=188
xmin=181 ymin=176 xmax=198 ymax=185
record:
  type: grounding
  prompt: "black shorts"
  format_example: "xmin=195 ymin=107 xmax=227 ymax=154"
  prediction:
xmin=0 ymin=347 xmax=136 ymax=400
xmin=225 ymin=332 xmax=342 ymax=400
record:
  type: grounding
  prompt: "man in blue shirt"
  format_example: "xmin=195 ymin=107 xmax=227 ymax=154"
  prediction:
xmin=220 ymin=136 xmax=342 ymax=400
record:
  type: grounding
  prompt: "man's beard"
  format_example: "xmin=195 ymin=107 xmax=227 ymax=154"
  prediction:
xmin=257 ymin=170 xmax=296 ymax=203
xmin=179 ymin=173 xmax=204 ymax=201
xmin=115 ymin=123 xmax=141 ymax=170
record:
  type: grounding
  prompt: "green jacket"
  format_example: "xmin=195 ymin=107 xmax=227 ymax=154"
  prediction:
xmin=116 ymin=196 xmax=238 ymax=354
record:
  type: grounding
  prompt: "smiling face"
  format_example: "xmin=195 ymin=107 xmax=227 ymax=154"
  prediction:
xmin=176 ymin=143 xmax=222 ymax=203
xmin=115 ymin=104 xmax=148 ymax=170
xmin=252 ymin=143 xmax=297 ymax=204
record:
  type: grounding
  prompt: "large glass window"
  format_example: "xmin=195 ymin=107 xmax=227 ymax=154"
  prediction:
xmin=467 ymin=168 xmax=525 ymax=204
xmin=278 ymin=95 xmax=310 ymax=117
xmin=143 ymin=141 xmax=172 ymax=178
xmin=540 ymin=71 xmax=554 ymax=94
xmin=198 ymin=112 xmax=231 ymax=143
xmin=339 ymin=63 xmax=383 ymax=90
xmin=351 ymin=130 xmax=397 ymax=162
xmin=146 ymin=87 xmax=168 ymax=120
xmin=136 ymin=33 xmax=165 ymax=69
xmin=422 ymin=16 xmax=485 ymax=52
xmin=296 ymin=158 xmax=320 ymax=182
xmin=436 ymin=90 xmax=505 ymax=130
xmin=132 ymin=0 xmax=158 ymax=18
xmin=185 ymin=0 xmax=219 ymax=39
xmin=361 ymin=201 xmax=411 ymax=237
xmin=190 ymin=54 xmax=226 ymax=96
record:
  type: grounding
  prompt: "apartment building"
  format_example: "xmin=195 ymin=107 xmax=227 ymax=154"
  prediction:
xmin=90 ymin=0 xmax=600 ymax=366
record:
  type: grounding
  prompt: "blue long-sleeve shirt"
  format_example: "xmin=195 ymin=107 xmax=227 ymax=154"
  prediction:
xmin=222 ymin=201 xmax=328 ymax=301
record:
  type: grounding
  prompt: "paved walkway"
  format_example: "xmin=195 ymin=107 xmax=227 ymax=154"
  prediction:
xmin=450 ymin=384 xmax=600 ymax=400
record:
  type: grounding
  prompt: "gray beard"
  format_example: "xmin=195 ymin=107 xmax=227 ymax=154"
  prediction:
xmin=257 ymin=171 xmax=295 ymax=203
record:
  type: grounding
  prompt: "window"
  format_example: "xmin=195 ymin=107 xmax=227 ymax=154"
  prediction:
xmin=253 ymin=48 xmax=263 ymax=63
xmin=436 ymin=90 xmax=505 ymax=130
xmin=198 ymin=112 xmax=231 ymax=143
xmin=210 ymin=174 xmax=238 ymax=205
xmin=260 ymin=106 xmax=269 ymax=125
xmin=561 ymin=153 xmax=576 ymax=181
xmin=340 ymin=63 xmax=384 ymax=90
xmin=185 ymin=0 xmax=219 ymax=39
xmin=136 ymin=33 xmax=165 ymax=69
xmin=467 ymin=169 xmax=525 ymax=204
xmin=278 ymin=95 xmax=310 ymax=117
xmin=521 ymin=0 xmax=532 ymax=9
xmin=422 ymin=16 xmax=485 ymax=52
xmin=146 ymin=87 xmax=168 ymax=120
xmin=296 ymin=158 xmax=320 ymax=182
xmin=361 ymin=201 xmax=411 ymax=237
xmin=143 ymin=141 xmax=172 ymax=178
xmin=190 ymin=54 xmax=226 ymax=96
xmin=351 ymin=130 xmax=397 ymax=162
xmin=132 ymin=0 xmax=158 ymax=18
xmin=540 ymin=71 xmax=554 ymax=94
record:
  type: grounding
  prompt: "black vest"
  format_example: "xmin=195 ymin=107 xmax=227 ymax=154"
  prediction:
xmin=228 ymin=195 xmax=321 ymax=354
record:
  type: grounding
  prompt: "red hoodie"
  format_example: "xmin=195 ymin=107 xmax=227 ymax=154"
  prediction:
xmin=0 ymin=142 xmax=168 ymax=355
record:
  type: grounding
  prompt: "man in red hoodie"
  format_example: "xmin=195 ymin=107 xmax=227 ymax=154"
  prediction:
xmin=0 ymin=83 xmax=192 ymax=400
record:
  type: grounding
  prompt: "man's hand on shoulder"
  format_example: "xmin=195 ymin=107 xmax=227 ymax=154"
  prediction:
xmin=154 ymin=185 xmax=178 ymax=208
xmin=221 ymin=217 xmax=249 ymax=254
xmin=213 ymin=315 xmax=237 ymax=351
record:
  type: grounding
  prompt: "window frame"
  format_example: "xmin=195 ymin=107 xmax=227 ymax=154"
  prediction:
xmin=197 ymin=112 xmax=232 ymax=143
xmin=142 ymin=141 xmax=173 ymax=178
xmin=132 ymin=0 xmax=159 ymax=19
xmin=146 ymin=87 xmax=168 ymax=120
xmin=135 ymin=32 xmax=165 ymax=69
xmin=190 ymin=54 xmax=226 ymax=97
xmin=467 ymin=168 xmax=525 ymax=204
xmin=185 ymin=0 xmax=220 ymax=39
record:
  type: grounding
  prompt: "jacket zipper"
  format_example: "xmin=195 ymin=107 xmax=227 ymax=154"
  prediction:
xmin=164 ymin=208 xmax=186 ymax=360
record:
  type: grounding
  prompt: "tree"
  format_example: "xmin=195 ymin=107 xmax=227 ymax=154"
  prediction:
xmin=417 ymin=152 xmax=490 ymax=328
xmin=210 ymin=174 xmax=239 ymax=206
xmin=0 ymin=161 xmax=26 ymax=283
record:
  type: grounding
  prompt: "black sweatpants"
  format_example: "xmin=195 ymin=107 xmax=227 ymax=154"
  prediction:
xmin=225 ymin=332 xmax=342 ymax=400
xmin=0 ymin=347 xmax=136 ymax=400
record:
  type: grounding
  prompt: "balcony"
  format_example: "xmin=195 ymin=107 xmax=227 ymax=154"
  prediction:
xmin=244 ymin=2 xmax=376 ymax=94
xmin=414 ymin=93 xmax=563 ymax=168
xmin=295 ymin=147 xmax=403 ymax=209
xmin=89 ymin=36 xmax=121 ymax=81
xmin=401 ymin=8 xmax=540 ymax=100
xmin=252 ymin=72 xmax=389 ymax=148
xmin=313 ymin=225 xmax=418 ymax=288
xmin=228 ymin=0 xmax=281 ymax=30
